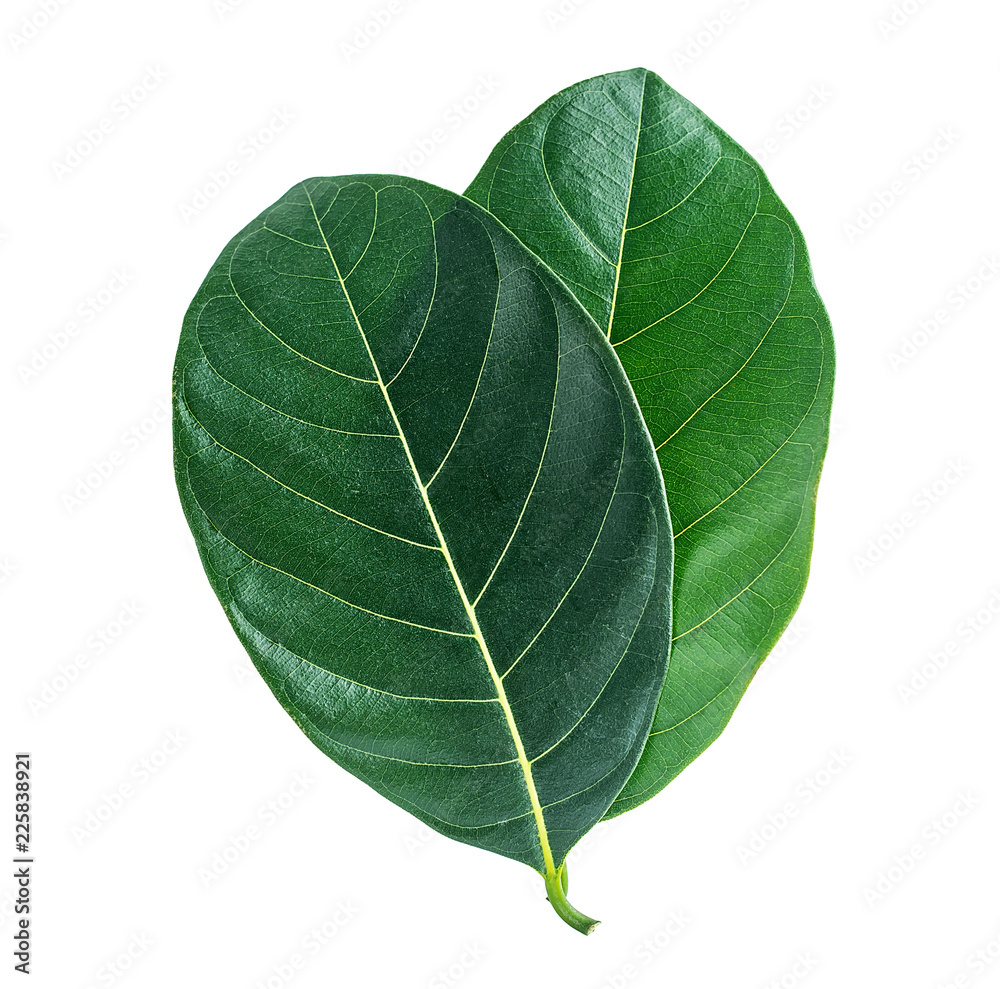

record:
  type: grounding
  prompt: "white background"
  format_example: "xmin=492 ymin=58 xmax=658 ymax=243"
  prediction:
xmin=4 ymin=0 xmax=999 ymax=986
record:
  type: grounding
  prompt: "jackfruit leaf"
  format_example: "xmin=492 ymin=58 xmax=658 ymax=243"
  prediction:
xmin=172 ymin=175 xmax=673 ymax=930
xmin=466 ymin=68 xmax=834 ymax=816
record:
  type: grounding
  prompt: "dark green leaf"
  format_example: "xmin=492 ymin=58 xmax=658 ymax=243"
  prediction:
xmin=172 ymin=175 xmax=673 ymax=930
xmin=466 ymin=68 xmax=834 ymax=816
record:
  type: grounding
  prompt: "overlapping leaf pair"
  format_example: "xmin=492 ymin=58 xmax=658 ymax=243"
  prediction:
xmin=172 ymin=68 xmax=833 ymax=933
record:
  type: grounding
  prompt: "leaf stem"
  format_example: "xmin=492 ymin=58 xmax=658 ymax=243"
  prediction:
xmin=544 ymin=863 xmax=599 ymax=935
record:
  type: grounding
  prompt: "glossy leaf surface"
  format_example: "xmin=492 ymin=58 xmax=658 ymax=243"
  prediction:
xmin=466 ymin=68 xmax=834 ymax=816
xmin=172 ymin=175 xmax=672 ymax=926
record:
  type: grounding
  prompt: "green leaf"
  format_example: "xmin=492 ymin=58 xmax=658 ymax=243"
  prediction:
xmin=465 ymin=68 xmax=834 ymax=817
xmin=172 ymin=175 xmax=673 ymax=931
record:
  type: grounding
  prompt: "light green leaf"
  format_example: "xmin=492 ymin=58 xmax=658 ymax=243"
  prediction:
xmin=466 ymin=68 xmax=834 ymax=816
xmin=172 ymin=175 xmax=673 ymax=930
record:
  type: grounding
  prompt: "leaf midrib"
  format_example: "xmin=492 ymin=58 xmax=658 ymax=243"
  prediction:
xmin=303 ymin=183 xmax=558 ymax=880
xmin=605 ymin=68 xmax=647 ymax=342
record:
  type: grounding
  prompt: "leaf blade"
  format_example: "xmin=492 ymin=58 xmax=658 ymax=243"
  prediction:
xmin=465 ymin=68 xmax=835 ymax=815
xmin=173 ymin=176 xmax=673 ymax=888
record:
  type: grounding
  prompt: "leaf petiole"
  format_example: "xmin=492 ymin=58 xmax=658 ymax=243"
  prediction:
xmin=544 ymin=863 xmax=599 ymax=935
